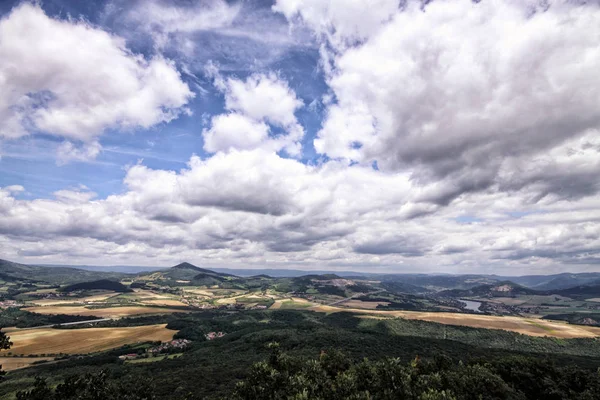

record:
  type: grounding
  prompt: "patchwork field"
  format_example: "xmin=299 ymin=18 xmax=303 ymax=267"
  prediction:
xmin=311 ymin=305 xmax=600 ymax=338
xmin=0 ymin=324 xmax=175 ymax=356
xmin=22 ymin=305 xmax=186 ymax=318
xmin=0 ymin=357 xmax=54 ymax=371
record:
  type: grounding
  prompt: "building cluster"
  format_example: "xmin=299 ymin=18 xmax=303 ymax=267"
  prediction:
xmin=205 ymin=331 xmax=226 ymax=340
xmin=147 ymin=339 xmax=192 ymax=354
xmin=0 ymin=300 xmax=23 ymax=308
xmin=118 ymin=339 xmax=192 ymax=361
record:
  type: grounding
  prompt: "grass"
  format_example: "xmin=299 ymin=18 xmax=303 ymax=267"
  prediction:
xmin=279 ymin=300 xmax=313 ymax=310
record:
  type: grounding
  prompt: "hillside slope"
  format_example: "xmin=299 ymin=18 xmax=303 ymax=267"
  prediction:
xmin=0 ymin=259 xmax=129 ymax=285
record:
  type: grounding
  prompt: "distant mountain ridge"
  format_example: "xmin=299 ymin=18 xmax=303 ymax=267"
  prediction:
xmin=3 ymin=258 xmax=600 ymax=293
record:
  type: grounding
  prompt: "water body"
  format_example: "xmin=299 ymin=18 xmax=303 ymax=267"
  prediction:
xmin=460 ymin=299 xmax=482 ymax=312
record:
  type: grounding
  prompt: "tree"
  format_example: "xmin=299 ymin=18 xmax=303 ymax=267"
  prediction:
xmin=16 ymin=370 xmax=156 ymax=400
xmin=0 ymin=328 xmax=12 ymax=377
xmin=232 ymin=343 xmax=464 ymax=400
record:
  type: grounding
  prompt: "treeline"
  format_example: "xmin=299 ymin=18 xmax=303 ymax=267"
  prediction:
xmin=0 ymin=309 xmax=101 ymax=328
xmin=60 ymin=279 xmax=132 ymax=293
xmin=14 ymin=345 xmax=600 ymax=399
xmin=542 ymin=313 xmax=600 ymax=327
xmin=232 ymin=344 xmax=600 ymax=400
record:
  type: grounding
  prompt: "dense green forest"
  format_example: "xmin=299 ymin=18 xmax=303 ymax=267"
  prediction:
xmin=11 ymin=343 xmax=600 ymax=399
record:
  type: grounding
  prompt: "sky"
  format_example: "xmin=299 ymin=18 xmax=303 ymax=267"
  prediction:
xmin=1 ymin=0 xmax=600 ymax=274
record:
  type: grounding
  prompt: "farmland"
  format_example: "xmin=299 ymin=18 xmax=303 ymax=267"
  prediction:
xmin=21 ymin=305 xmax=185 ymax=318
xmin=310 ymin=305 xmax=600 ymax=338
xmin=0 ymin=324 xmax=175 ymax=356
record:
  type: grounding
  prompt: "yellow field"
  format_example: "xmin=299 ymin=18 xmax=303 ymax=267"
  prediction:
xmin=587 ymin=298 xmax=600 ymax=303
xmin=310 ymin=305 xmax=600 ymax=338
xmin=0 ymin=357 xmax=54 ymax=371
xmin=27 ymin=299 xmax=79 ymax=306
xmin=0 ymin=324 xmax=175 ymax=356
xmin=183 ymin=288 xmax=213 ymax=296
xmin=141 ymin=299 xmax=188 ymax=307
xmin=22 ymin=305 xmax=186 ymax=318
xmin=270 ymin=300 xmax=283 ymax=309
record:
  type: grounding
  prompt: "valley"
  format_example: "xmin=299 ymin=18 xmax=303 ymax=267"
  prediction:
xmin=2 ymin=258 xmax=600 ymax=398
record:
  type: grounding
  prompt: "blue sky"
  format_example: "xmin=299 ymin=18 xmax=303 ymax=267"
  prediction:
xmin=1 ymin=0 xmax=600 ymax=274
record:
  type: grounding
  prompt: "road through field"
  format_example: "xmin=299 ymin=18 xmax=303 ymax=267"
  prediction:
xmin=310 ymin=305 xmax=600 ymax=338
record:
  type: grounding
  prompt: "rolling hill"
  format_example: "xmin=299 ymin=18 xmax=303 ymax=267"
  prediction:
xmin=0 ymin=259 xmax=128 ymax=285
xmin=439 ymin=281 xmax=538 ymax=298
xmin=134 ymin=262 xmax=243 ymax=287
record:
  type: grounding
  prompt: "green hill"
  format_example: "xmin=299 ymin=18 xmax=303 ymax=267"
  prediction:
xmin=439 ymin=281 xmax=538 ymax=298
xmin=60 ymin=279 xmax=132 ymax=293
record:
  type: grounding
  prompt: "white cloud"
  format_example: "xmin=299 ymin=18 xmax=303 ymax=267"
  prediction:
xmin=0 ymin=3 xmax=193 ymax=155
xmin=2 ymin=148 xmax=600 ymax=273
xmin=56 ymin=141 xmax=102 ymax=165
xmin=273 ymin=0 xmax=399 ymax=47
xmin=109 ymin=0 xmax=313 ymax=71
xmin=4 ymin=185 xmax=24 ymax=193
xmin=205 ymin=71 xmax=305 ymax=155
xmin=277 ymin=0 xmax=600 ymax=203
xmin=203 ymin=114 xmax=270 ymax=153
xmin=223 ymin=73 xmax=304 ymax=128
xmin=122 ymin=0 xmax=241 ymax=50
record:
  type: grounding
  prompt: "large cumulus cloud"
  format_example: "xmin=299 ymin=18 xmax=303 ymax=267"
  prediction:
xmin=2 ymin=145 xmax=600 ymax=273
xmin=0 ymin=3 xmax=193 ymax=161
xmin=277 ymin=0 xmax=600 ymax=204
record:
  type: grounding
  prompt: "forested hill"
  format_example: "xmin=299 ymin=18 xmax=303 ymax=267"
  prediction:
xmin=0 ymin=259 xmax=128 ymax=285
